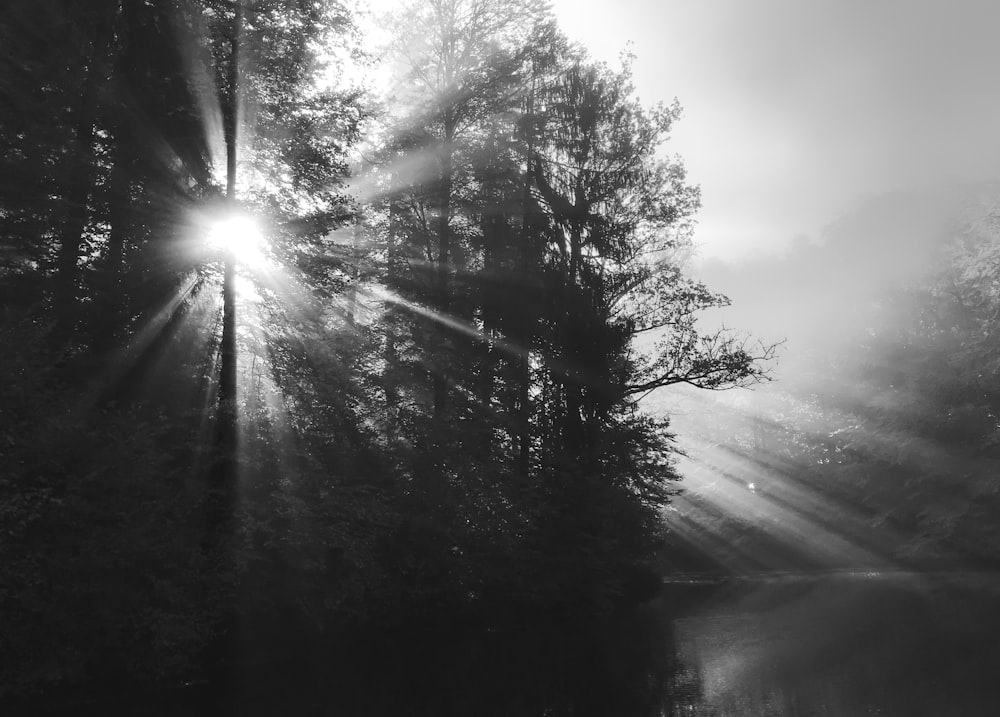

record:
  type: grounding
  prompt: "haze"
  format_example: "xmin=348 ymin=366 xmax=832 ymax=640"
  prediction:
xmin=551 ymin=0 xmax=1000 ymax=262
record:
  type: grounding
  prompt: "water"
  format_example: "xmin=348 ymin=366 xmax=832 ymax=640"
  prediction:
xmin=19 ymin=572 xmax=1000 ymax=715
xmin=662 ymin=572 xmax=1000 ymax=716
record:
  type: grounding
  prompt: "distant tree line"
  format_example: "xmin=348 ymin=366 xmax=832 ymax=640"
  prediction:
xmin=669 ymin=191 xmax=1000 ymax=572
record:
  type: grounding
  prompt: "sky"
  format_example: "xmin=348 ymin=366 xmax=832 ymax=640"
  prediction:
xmin=549 ymin=0 xmax=1000 ymax=262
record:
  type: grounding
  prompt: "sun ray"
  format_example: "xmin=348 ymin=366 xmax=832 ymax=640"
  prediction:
xmin=658 ymin=383 xmax=948 ymax=575
xmin=362 ymin=284 xmax=534 ymax=363
xmin=77 ymin=271 xmax=203 ymax=408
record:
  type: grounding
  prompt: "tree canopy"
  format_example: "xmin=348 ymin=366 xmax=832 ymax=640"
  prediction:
xmin=0 ymin=0 xmax=772 ymax=698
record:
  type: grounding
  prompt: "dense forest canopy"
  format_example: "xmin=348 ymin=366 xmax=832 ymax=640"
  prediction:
xmin=10 ymin=0 xmax=943 ymax=701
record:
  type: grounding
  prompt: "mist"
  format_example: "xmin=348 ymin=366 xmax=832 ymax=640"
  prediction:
xmin=6 ymin=1 xmax=1000 ymax=713
xmin=651 ymin=185 xmax=1000 ymax=575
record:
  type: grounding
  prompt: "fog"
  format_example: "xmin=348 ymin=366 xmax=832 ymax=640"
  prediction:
xmin=651 ymin=186 xmax=1000 ymax=574
xmin=552 ymin=0 xmax=1000 ymax=261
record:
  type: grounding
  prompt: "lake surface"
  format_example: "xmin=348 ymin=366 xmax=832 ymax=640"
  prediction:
xmin=662 ymin=572 xmax=1000 ymax=716
xmin=21 ymin=572 xmax=1000 ymax=716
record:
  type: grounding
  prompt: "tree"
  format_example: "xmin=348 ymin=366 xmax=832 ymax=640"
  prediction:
xmin=380 ymin=0 xmax=547 ymax=434
xmin=0 ymin=0 xmax=775 ymax=698
xmin=0 ymin=0 xmax=373 ymax=695
xmin=365 ymin=5 xmax=774 ymax=611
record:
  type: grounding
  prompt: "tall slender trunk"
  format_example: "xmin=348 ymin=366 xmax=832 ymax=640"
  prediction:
xmin=106 ymin=144 xmax=130 ymax=281
xmin=383 ymin=192 xmax=402 ymax=427
xmin=516 ymin=101 xmax=537 ymax=477
xmin=432 ymin=114 xmax=455 ymax=430
xmin=564 ymin=218 xmax=585 ymax=450
xmin=203 ymin=0 xmax=243 ymax=682
xmin=210 ymin=0 xmax=242 ymax=529
xmin=346 ymin=220 xmax=361 ymax=325
xmin=57 ymin=8 xmax=116 ymax=323
xmin=103 ymin=131 xmax=132 ymax=342
xmin=516 ymin=206 xmax=532 ymax=475
xmin=478 ymin=221 xmax=497 ymax=408
xmin=478 ymin=129 xmax=502 ymax=411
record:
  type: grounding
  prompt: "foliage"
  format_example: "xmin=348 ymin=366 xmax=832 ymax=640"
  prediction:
xmin=0 ymin=0 xmax=770 ymax=699
xmin=0 ymin=314 xmax=224 ymax=693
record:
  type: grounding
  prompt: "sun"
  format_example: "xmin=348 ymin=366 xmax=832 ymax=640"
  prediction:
xmin=207 ymin=214 xmax=267 ymax=269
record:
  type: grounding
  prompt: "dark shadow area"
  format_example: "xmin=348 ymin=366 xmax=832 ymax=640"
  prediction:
xmin=11 ymin=574 xmax=1000 ymax=716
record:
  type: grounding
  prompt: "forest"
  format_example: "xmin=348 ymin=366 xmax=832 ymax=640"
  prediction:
xmin=7 ymin=0 xmax=1000 ymax=710
xmin=0 ymin=0 xmax=774 ymax=699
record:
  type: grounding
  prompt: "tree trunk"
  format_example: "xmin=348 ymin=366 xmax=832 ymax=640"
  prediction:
xmin=346 ymin=220 xmax=361 ymax=326
xmin=57 ymin=7 xmax=116 ymax=322
xmin=563 ymin=218 xmax=585 ymax=450
xmin=210 ymin=0 xmax=242 ymax=532
xmin=383 ymin=187 xmax=402 ymax=418
xmin=102 ymin=128 xmax=134 ymax=343
xmin=432 ymin=114 xmax=455 ymax=431
xmin=516 ymin=153 xmax=535 ymax=477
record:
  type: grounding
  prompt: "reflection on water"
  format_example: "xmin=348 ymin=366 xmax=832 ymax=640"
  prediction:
xmin=23 ymin=573 xmax=1000 ymax=716
xmin=662 ymin=572 xmax=1000 ymax=716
